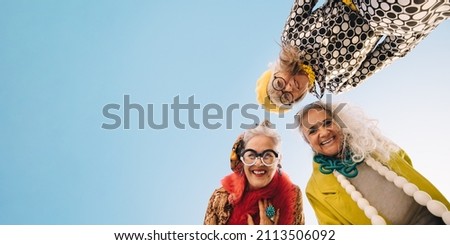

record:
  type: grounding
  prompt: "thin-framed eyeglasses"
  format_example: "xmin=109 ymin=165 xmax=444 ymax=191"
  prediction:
xmin=272 ymin=75 xmax=294 ymax=106
xmin=240 ymin=149 xmax=279 ymax=166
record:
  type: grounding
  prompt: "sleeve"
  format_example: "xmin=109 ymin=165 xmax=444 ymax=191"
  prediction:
xmin=306 ymin=189 xmax=342 ymax=225
xmin=203 ymin=190 xmax=219 ymax=225
xmin=282 ymin=0 xmax=319 ymax=43
xmin=203 ymin=187 xmax=231 ymax=225
xmin=305 ymin=176 xmax=343 ymax=225
xmin=294 ymin=185 xmax=305 ymax=225
xmin=335 ymin=32 xmax=429 ymax=92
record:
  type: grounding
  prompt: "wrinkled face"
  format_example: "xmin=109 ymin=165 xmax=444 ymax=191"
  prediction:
xmin=300 ymin=109 xmax=343 ymax=157
xmin=271 ymin=72 xmax=310 ymax=105
xmin=243 ymin=135 xmax=278 ymax=190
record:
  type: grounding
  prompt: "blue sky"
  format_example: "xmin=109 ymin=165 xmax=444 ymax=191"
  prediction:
xmin=1 ymin=0 xmax=449 ymax=225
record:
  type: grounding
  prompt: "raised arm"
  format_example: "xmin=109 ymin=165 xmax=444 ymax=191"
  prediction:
xmin=335 ymin=32 xmax=429 ymax=93
xmin=282 ymin=0 xmax=319 ymax=42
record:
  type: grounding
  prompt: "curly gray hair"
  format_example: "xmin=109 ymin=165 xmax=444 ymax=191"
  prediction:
xmin=296 ymin=101 xmax=399 ymax=163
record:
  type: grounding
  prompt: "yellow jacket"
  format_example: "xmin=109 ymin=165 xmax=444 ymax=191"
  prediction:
xmin=306 ymin=150 xmax=450 ymax=224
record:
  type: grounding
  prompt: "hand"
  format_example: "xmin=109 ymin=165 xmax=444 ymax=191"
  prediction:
xmin=247 ymin=199 xmax=280 ymax=225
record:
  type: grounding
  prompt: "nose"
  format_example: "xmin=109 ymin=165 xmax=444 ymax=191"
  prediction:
xmin=317 ymin=125 xmax=329 ymax=138
xmin=255 ymin=157 xmax=264 ymax=166
xmin=284 ymin=79 xmax=294 ymax=91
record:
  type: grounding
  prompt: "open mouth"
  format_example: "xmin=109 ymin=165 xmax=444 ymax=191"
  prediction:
xmin=320 ymin=136 xmax=335 ymax=146
xmin=252 ymin=170 xmax=266 ymax=176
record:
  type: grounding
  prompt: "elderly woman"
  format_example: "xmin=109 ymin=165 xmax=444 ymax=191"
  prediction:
xmin=296 ymin=101 xmax=450 ymax=224
xmin=204 ymin=120 xmax=305 ymax=225
xmin=257 ymin=0 xmax=450 ymax=112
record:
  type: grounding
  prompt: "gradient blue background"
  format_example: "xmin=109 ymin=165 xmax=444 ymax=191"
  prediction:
xmin=1 ymin=0 xmax=449 ymax=224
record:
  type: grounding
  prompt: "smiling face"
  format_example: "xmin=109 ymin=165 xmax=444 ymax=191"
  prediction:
xmin=300 ymin=108 xmax=344 ymax=157
xmin=242 ymin=134 xmax=278 ymax=190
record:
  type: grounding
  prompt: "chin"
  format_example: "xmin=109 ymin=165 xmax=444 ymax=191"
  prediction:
xmin=253 ymin=178 xmax=271 ymax=187
xmin=249 ymin=183 xmax=267 ymax=190
xmin=322 ymin=147 xmax=341 ymax=157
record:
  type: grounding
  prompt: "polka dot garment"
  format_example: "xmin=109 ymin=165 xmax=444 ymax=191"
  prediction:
xmin=282 ymin=0 xmax=450 ymax=98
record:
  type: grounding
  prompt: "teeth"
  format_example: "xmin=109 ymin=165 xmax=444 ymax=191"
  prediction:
xmin=321 ymin=137 xmax=334 ymax=145
xmin=253 ymin=170 xmax=266 ymax=175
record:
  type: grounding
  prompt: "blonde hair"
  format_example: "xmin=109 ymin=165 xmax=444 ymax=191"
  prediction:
xmin=278 ymin=43 xmax=304 ymax=75
xmin=296 ymin=101 xmax=399 ymax=163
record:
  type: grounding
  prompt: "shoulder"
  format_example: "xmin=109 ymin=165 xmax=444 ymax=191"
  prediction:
xmin=380 ymin=148 xmax=413 ymax=168
xmin=208 ymin=187 xmax=230 ymax=206
xmin=204 ymin=187 xmax=232 ymax=225
xmin=291 ymin=184 xmax=303 ymax=195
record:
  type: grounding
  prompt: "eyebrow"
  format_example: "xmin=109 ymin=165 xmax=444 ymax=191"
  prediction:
xmin=304 ymin=118 xmax=332 ymax=130
xmin=243 ymin=148 xmax=275 ymax=153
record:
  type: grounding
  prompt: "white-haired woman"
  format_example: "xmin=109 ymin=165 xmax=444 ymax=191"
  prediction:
xmin=204 ymin=120 xmax=305 ymax=225
xmin=296 ymin=101 xmax=450 ymax=224
xmin=256 ymin=0 xmax=450 ymax=112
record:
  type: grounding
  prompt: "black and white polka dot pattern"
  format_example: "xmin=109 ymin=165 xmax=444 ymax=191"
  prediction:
xmin=282 ymin=0 xmax=450 ymax=98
